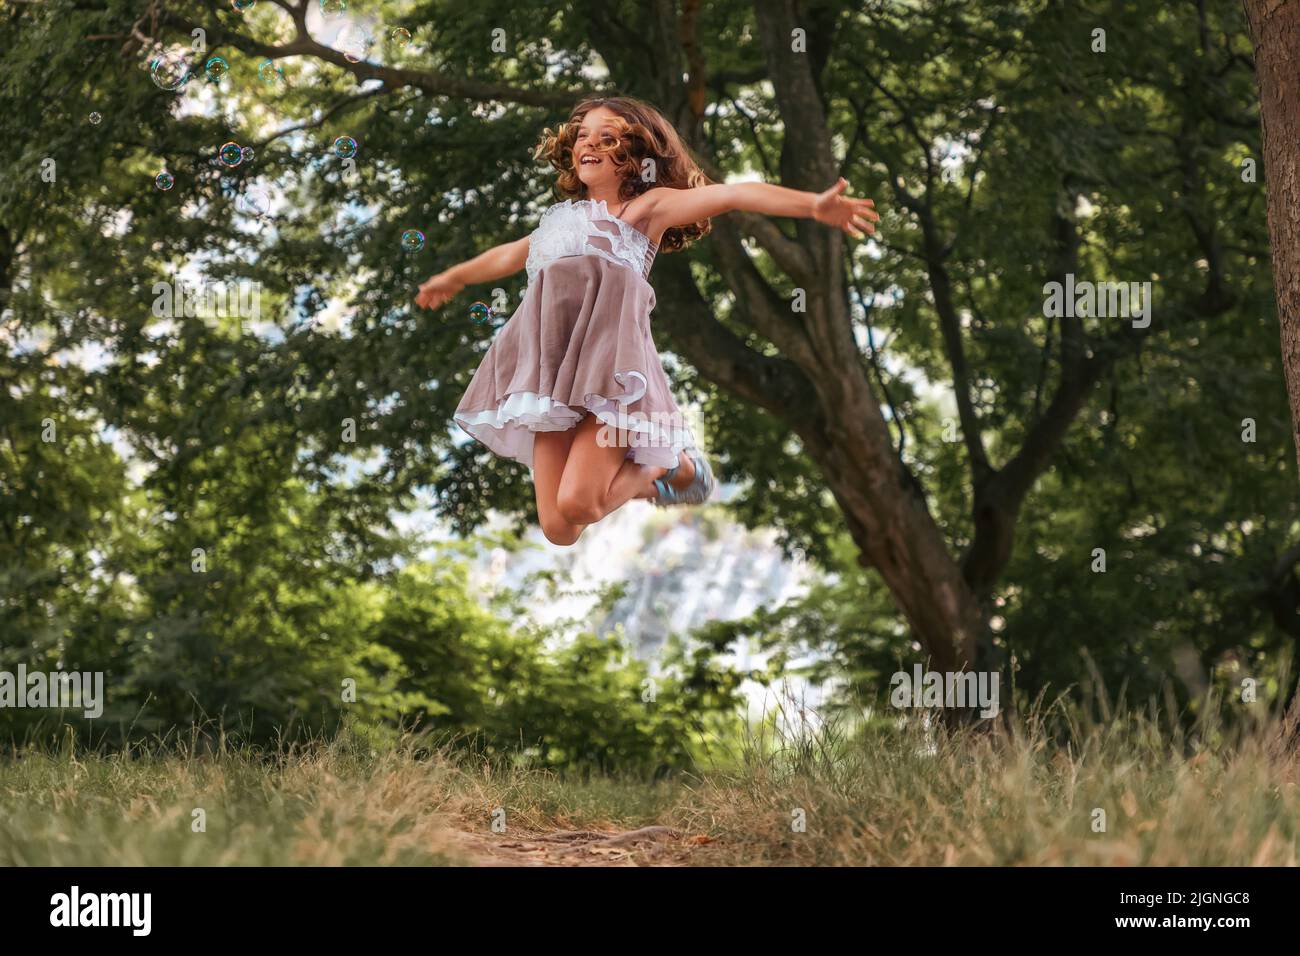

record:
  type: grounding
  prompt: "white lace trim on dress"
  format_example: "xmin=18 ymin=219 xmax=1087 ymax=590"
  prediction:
xmin=525 ymin=199 xmax=657 ymax=284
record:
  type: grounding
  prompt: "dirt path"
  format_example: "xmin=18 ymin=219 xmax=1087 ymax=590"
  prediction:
xmin=447 ymin=824 xmax=717 ymax=866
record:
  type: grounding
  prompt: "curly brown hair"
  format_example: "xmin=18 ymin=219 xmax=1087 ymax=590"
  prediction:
xmin=533 ymin=96 xmax=713 ymax=253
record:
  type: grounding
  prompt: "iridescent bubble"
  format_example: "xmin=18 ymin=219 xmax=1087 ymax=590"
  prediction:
xmin=401 ymin=229 xmax=425 ymax=253
xmin=238 ymin=187 xmax=271 ymax=218
xmin=149 ymin=49 xmax=191 ymax=91
xmin=338 ymin=25 xmax=372 ymax=63
xmin=219 ymin=142 xmax=244 ymax=167
xmin=257 ymin=58 xmax=285 ymax=86
xmin=391 ymin=28 xmax=412 ymax=47
xmin=241 ymin=146 xmax=255 ymax=163
xmin=468 ymin=301 xmax=492 ymax=324
xmin=205 ymin=56 xmax=229 ymax=82
xmin=232 ymin=0 xmax=256 ymax=10
xmin=333 ymin=135 xmax=357 ymax=159
xmin=320 ymin=0 xmax=346 ymax=17
xmin=88 ymin=112 xmax=102 ymax=126
xmin=155 ymin=171 xmax=175 ymax=191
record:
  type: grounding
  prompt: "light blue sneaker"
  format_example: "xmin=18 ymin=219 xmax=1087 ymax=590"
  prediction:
xmin=652 ymin=448 xmax=714 ymax=507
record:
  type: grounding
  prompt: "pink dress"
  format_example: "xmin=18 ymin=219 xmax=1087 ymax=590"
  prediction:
xmin=453 ymin=198 xmax=695 ymax=470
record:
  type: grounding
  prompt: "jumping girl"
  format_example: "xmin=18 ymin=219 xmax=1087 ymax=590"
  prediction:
xmin=415 ymin=96 xmax=878 ymax=546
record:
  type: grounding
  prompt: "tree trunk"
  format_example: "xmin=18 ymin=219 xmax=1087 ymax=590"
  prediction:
xmin=819 ymin=441 xmax=985 ymax=675
xmin=1243 ymin=0 xmax=1300 ymax=475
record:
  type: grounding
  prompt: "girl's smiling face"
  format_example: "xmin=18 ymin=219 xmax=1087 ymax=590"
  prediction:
xmin=573 ymin=106 xmax=623 ymax=193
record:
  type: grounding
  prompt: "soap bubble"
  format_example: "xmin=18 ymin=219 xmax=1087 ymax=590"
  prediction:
xmin=257 ymin=58 xmax=285 ymax=86
xmin=238 ymin=187 xmax=271 ymax=218
xmin=205 ymin=56 xmax=229 ymax=82
xmin=468 ymin=302 xmax=492 ymax=324
xmin=232 ymin=0 xmax=255 ymax=10
xmin=401 ymin=229 xmax=425 ymax=252
xmin=241 ymin=146 xmax=255 ymax=163
xmin=88 ymin=112 xmax=102 ymax=125
xmin=391 ymin=28 xmax=412 ymax=47
xmin=149 ymin=49 xmax=191 ymax=91
xmin=219 ymin=142 xmax=244 ymax=167
xmin=155 ymin=171 xmax=175 ymax=191
xmin=320 ymin=0 xmax=346 ymax=17
xmin=338 ymin=24 xmax=372 ymax=63
xmin=333 ymin=135 xmax=357 ymax=159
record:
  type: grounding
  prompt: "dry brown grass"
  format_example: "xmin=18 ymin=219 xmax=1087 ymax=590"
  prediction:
xmin=2 ymin=703 xmax=1298 ymax=866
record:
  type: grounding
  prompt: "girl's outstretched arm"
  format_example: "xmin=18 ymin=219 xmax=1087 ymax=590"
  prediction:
xmin=641 ymin=177 xmax=879 ymax=239
xmin=415 ymin=236 xmax=530 ymax=310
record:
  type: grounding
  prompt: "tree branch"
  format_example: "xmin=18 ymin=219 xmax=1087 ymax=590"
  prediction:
xmin=707 ymin=218 xmax=817 ymax=367
xmin=155 ymin=6 xmax=579 ymax=109
xmin=651 ymin=254 xmax=820 ymax=427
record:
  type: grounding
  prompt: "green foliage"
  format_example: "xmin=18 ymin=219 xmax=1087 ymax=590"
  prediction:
xmin=0 ymin=0 xmax=1296 ymax=765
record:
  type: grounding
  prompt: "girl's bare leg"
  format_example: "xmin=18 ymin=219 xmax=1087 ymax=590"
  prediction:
xmin=556 ymin=415 xmax=668 ymax=527
xmin=533 ymin=427 xmax=585 ymax=545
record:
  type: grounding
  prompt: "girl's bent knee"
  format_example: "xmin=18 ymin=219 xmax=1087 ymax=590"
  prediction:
xmin=540 ymin=518 xmax=583 ymax=546
xmin=556 ymin=490 xmax=604 ymax=527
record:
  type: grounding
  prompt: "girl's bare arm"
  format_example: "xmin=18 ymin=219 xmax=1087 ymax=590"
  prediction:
xmin=640 ymin=178 xmax=879 ymax=239
xmin=415 ymin=236 xmax=530 ymax=310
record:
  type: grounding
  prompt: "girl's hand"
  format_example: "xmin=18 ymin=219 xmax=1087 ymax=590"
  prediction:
xmin=812 ymin=178 xmax=880 ymax=239
xmin=415 ymin=270 xmax=463 ymax=310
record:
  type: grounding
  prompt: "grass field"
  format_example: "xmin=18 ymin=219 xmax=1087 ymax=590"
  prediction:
xmin=2 ymin=705 xmax=1298 ymax=866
